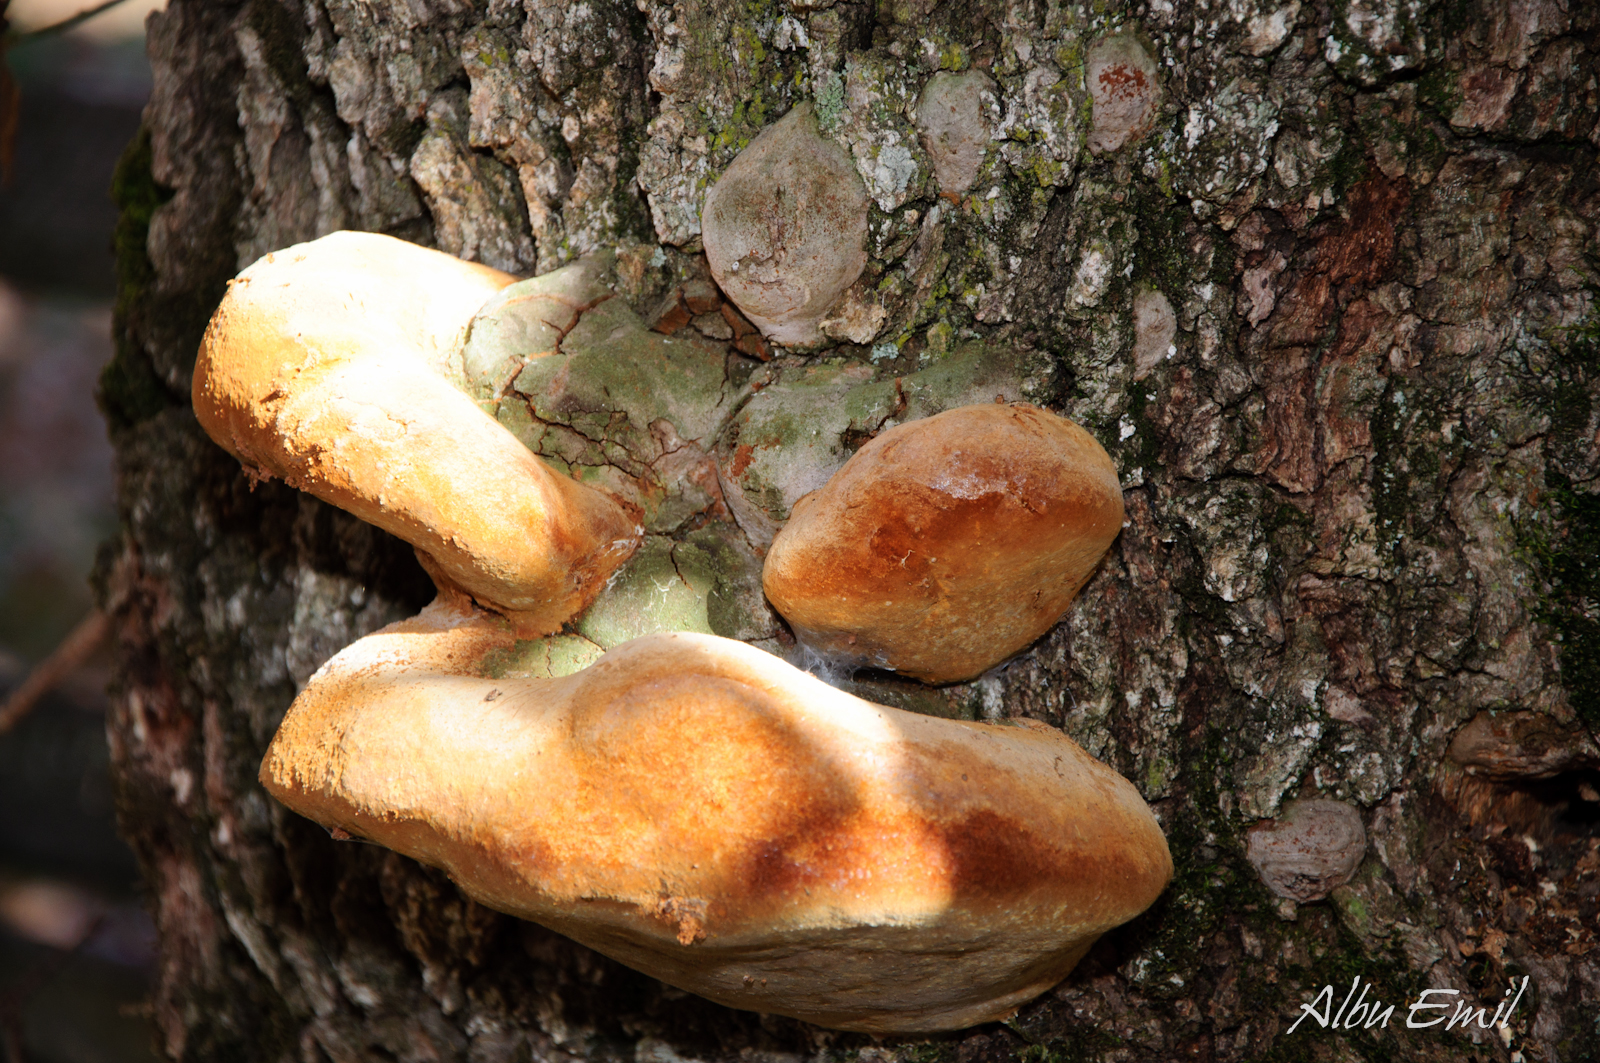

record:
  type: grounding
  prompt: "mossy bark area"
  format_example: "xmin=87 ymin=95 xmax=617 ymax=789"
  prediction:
xmin=101 ymin=1 xmax=1600 ymax=1061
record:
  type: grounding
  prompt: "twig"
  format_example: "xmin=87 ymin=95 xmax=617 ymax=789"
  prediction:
xmin=0 ymin=609 xmax=109 ymax=736
xmin=0 ymin=1 xmax=17 ymax=184
xmin=0 ymin=913 xmax=106 ymax=1063
xmin=4 ymin=0 xmax=137 ymax=46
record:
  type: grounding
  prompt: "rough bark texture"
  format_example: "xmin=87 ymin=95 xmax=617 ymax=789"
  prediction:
xmin=99 ymin=1 xmax=1600 ymax=1062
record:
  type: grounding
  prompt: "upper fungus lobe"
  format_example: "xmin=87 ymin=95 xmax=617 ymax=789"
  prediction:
xmin=191 ymin=232 xmax=640 ymax=632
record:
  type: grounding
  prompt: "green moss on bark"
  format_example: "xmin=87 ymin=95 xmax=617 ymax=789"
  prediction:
xmin=1524 ymin=312 xmax=1600 ymax=727
xmin=100 ymin=126 xmax=175 ymax=434
xmin=1531 ymin=473 xmax=1600 ymax=728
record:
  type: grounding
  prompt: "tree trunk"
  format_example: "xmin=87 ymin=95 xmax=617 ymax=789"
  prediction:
xmin=100 ymin=1 xmax=1600 ymax=1061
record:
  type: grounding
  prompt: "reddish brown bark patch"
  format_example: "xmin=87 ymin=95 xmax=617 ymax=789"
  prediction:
xmin=1252 ymin=171 xmax=1413 ymax=493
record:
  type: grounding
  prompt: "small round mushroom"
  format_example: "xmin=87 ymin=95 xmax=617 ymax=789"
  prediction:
xmin=1084 ymin=35 xmax=1162 ymax=155
xmin=261 ymin=600 xmax=1173 ymax=1034
xmin=915 ymin=70 xmax=997 ymax=195
xmin=192 ymin=232 xmax=641 ymax=632
xmin=700 ymin=103 xmax=870 ymax=346
xmin=1245 ymin=799 xmax=1367 ymax=903
xmin=762 ymin=403 xmax=1124 ymax=684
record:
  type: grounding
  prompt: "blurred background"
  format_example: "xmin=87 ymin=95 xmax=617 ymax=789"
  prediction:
xmin=2 ymin=2 xmax=166 ymax=1061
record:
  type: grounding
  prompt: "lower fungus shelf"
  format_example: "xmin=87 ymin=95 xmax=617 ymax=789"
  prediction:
xmin=260 ymin=606 xmax=1174 ymax=1033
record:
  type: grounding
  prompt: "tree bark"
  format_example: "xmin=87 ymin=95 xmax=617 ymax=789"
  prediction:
xmin=100 ymin=1 xmax=1600 ymax=1061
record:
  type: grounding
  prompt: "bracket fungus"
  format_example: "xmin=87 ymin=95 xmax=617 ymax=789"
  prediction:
xmin=700 ymin=103 xmax=870 ymax=346
xmin=193 ymin=231 xmax=1172 ymax=1033
xmin=763 ymin=403 xmax=1125 ymax=684
xmin=192 ymin=232 xmax=641 ymax=631
xmin=265 ymin=605 xmax=1171 ymax=1033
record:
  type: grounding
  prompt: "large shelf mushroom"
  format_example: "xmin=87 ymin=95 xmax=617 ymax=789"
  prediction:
xmin=195 ymin=227 xmax=1170 ymax=1034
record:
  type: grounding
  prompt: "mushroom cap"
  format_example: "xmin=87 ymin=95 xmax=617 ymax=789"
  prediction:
xmin=261 ymin=601 xmax=1172 ymax=1033
xmin=191 ymin=231 xmax=640 ymax=631
xmin=701 ymin=103 xmax=870 ymax=346
xmin=763 ymin=403 xmax=1124 ymax=684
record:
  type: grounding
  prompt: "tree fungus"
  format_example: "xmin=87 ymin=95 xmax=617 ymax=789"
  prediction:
xmin=264 ymin=605 xmax=1171 ymax=1034
xmin=762 ymin=403 xmax=1125 ymax=684
xmin=192 ymin=233 xmax=641 ymax=632
xmin=193 ymin=230 xmax=1170 ymax=1033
